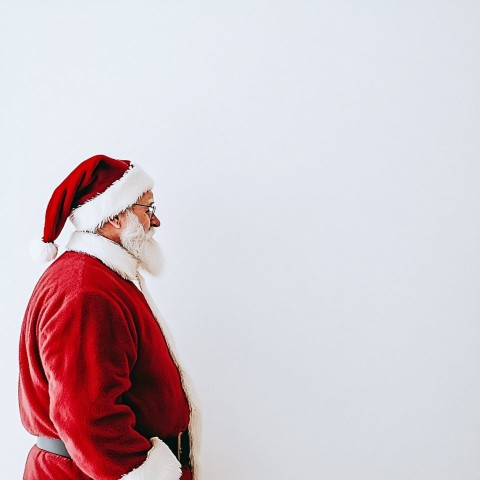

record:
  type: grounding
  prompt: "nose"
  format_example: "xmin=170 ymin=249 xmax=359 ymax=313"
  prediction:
xmin=150 ymin=214 xmax=161 ymax=228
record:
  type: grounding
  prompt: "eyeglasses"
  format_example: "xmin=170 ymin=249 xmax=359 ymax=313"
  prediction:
xmin=132 ymin=203 xmax=157 ymax=219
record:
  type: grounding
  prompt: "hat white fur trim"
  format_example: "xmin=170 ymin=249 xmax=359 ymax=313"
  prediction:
xmin=70 ymin=164 xmax=154 ymax=232
xmin=120 ymin=437 xmax=182 ymax=480
xmin=30 ymin=239 xmax=59 ymax=263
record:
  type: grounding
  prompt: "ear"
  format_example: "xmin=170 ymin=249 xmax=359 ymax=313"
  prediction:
xmin=108 ymin=214 xmax=122 ymax=229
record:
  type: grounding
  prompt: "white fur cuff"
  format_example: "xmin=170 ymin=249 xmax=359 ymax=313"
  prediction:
xmin=120 ymin=437 xmax=182 ymax=480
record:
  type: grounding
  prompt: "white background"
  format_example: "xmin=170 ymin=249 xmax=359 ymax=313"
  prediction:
xmin=1 ymin=1 xmax=480 ymax=479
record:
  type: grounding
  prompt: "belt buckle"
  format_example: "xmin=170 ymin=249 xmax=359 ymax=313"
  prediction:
xmin=177 ymin=431 xmax=182 ymax=462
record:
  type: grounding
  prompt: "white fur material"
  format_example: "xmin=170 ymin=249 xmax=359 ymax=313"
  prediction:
xmin=120 ymin=437 xmax=182 ymax=480
xmin=66 ymin=231 xmax=139 ymax=283
xmin=70 ymin=164 xmax=154 ymax=232
xmin=65 ymin=231 xmax=201 ymax=478
xmin=30 ymin=239 xmax=59 ymax=263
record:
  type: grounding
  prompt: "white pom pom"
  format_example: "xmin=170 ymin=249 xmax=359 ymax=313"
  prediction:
xmin=30 ymin=239 xmax=59 ymax=263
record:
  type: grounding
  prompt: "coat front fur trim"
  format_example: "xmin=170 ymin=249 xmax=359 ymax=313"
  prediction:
xmin=70 ymin=163 xmax=154 ymax=231
xmin=120 ymin=437 xmax=182 ymax=480
xmin=138 ymin=273 xmax=202 ymax=478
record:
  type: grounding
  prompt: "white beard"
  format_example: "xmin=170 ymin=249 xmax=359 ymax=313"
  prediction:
xmin=120 ymin=210 xmax=164 ymax=276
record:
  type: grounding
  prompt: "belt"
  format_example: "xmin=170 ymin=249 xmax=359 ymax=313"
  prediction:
xmin=36 ymin=430 xmax=190 ymax=467
xmin=163 ymin=429 xmax=190 ymax=467
xmin=36 ymin=436 xmax=71 ymax=459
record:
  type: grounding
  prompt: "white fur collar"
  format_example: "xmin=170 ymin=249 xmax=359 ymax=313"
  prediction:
xmin=66 ymin=231 xmax=139 ymax=283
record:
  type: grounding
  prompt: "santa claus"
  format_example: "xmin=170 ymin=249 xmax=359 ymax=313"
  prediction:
xmin=18 ymin=155 xmax=200 ymax=480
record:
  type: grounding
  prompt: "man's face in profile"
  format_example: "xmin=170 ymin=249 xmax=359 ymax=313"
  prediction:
xmin=118 ymin=190 xmax=164 ymax=275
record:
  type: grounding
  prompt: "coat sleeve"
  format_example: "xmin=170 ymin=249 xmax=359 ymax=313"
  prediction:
xmin=38 ymin=291 xmax=182 ymax=480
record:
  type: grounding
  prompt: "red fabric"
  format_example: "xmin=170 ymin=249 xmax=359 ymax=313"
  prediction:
xmin=43 ymin=155 xmax=130 ymax=243
xmin=19 ymin=252 xmax=191 ymax=479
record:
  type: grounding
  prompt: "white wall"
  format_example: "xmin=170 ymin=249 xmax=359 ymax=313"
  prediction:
xmin=1 ymin=1 xmax=480 ymax=478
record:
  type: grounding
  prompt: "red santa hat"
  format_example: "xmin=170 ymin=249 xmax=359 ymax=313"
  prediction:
xmin=30 ymin=154 xmax=154 ymax=263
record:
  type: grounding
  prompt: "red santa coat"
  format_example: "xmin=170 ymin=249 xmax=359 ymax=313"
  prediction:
xmin=19 ymin=231 xmax=200 ymax=480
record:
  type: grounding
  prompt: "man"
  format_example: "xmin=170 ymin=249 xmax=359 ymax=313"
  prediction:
xmin=19 ymin=155 xmax=199 ymax=480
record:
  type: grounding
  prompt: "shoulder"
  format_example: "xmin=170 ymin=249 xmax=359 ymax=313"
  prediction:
xmin=34 ymin=254 xmax=140 ymax=342
xmin=28 ymin=251 xmax=141 ymax=320
xmin=40 ymin=251 xmax=133 ymax=293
